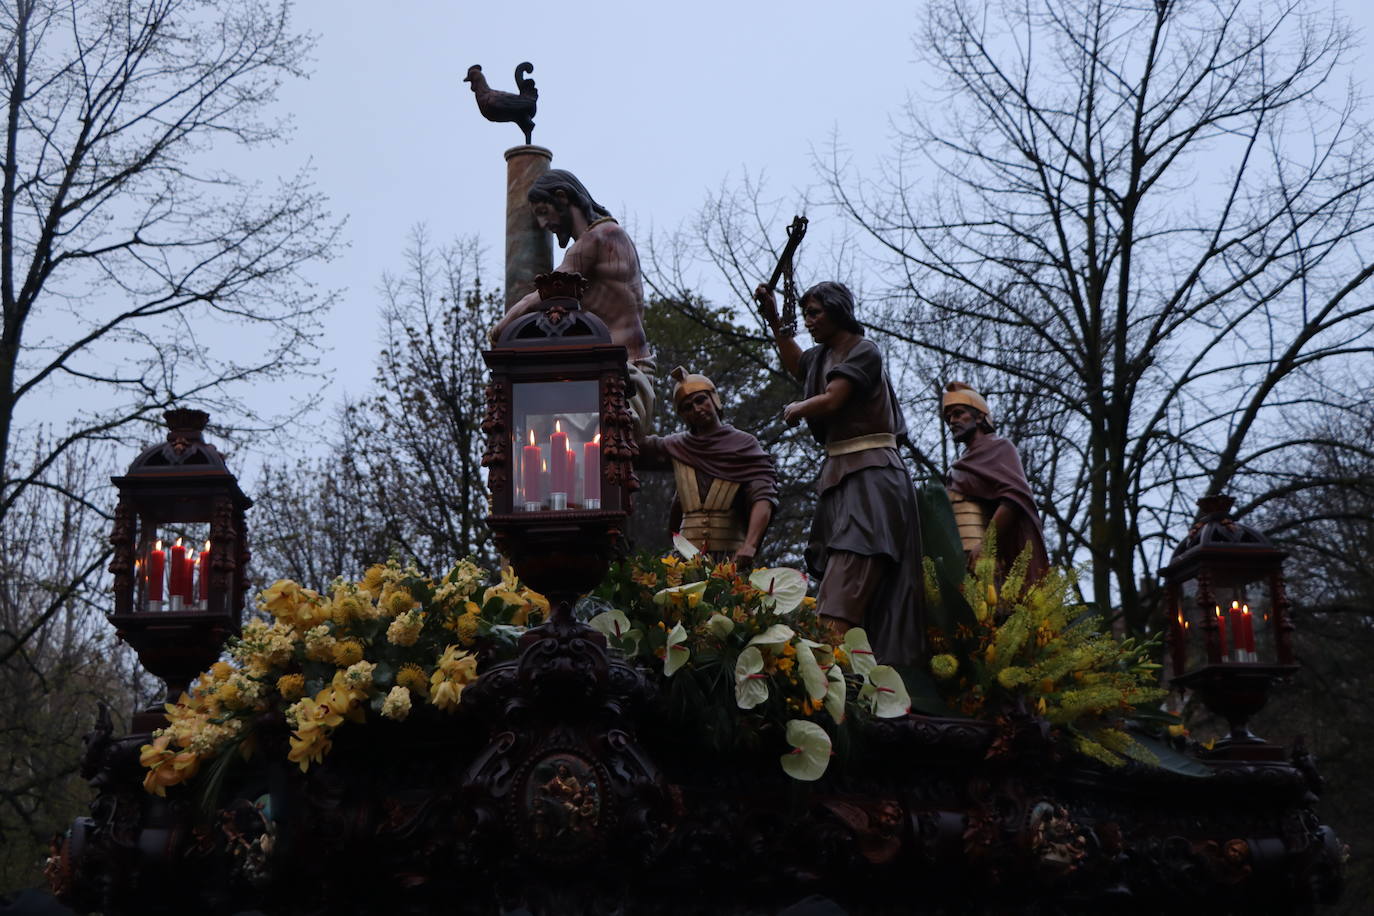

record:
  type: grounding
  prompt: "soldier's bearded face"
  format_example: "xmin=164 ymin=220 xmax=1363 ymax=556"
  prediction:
xmin=945 ymin=405 xmax=980 ymax=443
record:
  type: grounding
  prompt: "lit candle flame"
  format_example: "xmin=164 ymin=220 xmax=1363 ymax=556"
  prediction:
xmin=593 ymin=432 xmax=601 ymax=444
xmin=175 ymin=536 xmax=183 ymax=548
xmin=556 ymin=419 xmax=562 ymax=433
xmin=155 ymin=538 xmax=163 ymax=550
xmin=203 ymin=539 xmax=211 ymax=551
xmin=528 ymin=428 xmax=535 ymax=446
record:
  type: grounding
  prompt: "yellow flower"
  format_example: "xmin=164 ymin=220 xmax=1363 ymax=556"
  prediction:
xmin=455 ymin=612 xmax=480 ymax=646
xmin=776 ymin=657 xmax=795 ymax=673
xmin=277 ymin=674 xmax=306 ymax=700
xmin=287 ymin=729 xmax=332 ymax=772
xmin=332 ymin=638 xmax=365 ymax=667
xmin=397 ymin=663 xmax=430 ymax=698
xmin=930 ymin=654 xmax=959 ymax=680
xmin=382 ymin=587 xmax=417 ymax=618
xmin=360 ymin=565 xmax=387 ymax=595
xmin=386 ymin=610 xmax=424 ymax=647
xmin=209 ymin=661 xmax=234 ymax=681
xmin=260 ymin=579 xmax=306 ymax=617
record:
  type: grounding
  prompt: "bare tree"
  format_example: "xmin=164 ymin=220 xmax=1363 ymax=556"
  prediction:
xmin=0 ymin=0 xmax=337 ymax=561
xmin=827 ymin=0 xmax=1374 ymax=628
xmin=0 ymin=438 xmax=146 ymax=890
xmin=0 ymin=0 xmax=332 ymax=890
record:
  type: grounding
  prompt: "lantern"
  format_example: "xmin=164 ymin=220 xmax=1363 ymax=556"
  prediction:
xmin=1161 ymin=494 xmax=1297 ymax=758
xmin=481 ymin=271 xmax=638 ymax=612
xmin=107 ymin=409 xmax=251 ymax=730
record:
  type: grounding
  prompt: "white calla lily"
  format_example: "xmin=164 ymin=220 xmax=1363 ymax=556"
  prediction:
xmin=795 ymin=642 xmax=828 ymax=701
xmin=671 ymin=531 xmax=701 ymax=560
xmin=748 ymin=624 xmax=796 ymax=649
xmin=780 ymin=719 xmax=832 ymax=781
xmin=733 ymin=646 xmax=769 ymax=709
xmin=859 ymin=665 xmax=912 ymax=718
xmin=706 ymin=612 xmax=735 ymax=638
xmin=825 ymin=664 xmax=847 ymax=723
xmin=652 ymin=579 xmax=708 ymax=608
xmin=843 ymin=628 xmax=878 ymax=677
xmin=748 ymin=566 xmax=808 ymax=615
xmin=663 ymin=622 xmax=690 ymax=676
xmin=588 ymin=609 xmax=631 ymax=640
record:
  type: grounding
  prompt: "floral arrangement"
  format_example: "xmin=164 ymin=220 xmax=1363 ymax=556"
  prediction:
xmin=140 ymin=559 xmax=545 ymax=795
xmin=140 ymin=539 xmax=909 ymax=795
xmin=141 ymin=533 xmax=1170 ymax=798
xmin=924 ymin=543 xmax=1168 ymax=767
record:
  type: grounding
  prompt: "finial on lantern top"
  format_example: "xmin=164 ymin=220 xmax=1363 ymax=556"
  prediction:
xmin=1195 ymin=493 xmax=1236 ymax=519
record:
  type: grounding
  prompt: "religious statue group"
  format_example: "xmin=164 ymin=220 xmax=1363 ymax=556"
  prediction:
xmin=493 ymin=169 xmax=1048 ymax=668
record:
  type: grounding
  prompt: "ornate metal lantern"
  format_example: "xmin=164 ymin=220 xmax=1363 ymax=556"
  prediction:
xmin=107 ymin=409 xmax=251 ymax=729
xmin=481 ymin=271 xmax=638 ymax=610
xmin=1162 ymin=494 xmax=1297 ymax=758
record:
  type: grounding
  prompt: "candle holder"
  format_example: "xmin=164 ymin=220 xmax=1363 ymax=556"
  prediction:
xmin=107 ymin=409 xmax=252 ymax=730
xmin=1161 ymin=494 xmax=1297 ymax=759
xmin=481 ymin=271 xmax=638 ymax=615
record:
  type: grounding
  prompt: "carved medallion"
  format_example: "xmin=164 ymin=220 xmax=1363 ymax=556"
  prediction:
xmin=513 ymin=750 xmax=609 ymax=865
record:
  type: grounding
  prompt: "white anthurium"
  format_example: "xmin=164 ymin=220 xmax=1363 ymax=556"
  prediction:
xmin=800 ymin=637 xmax=835 ymax=673
xmin=825 ymin=664 xmax=847 ymax=724
xmin=747 ymin=624 xmax=796 ymax=649
xmin=588 ymin=609 xmax=632 ymax=640
xmin=780 ymin=719 xmax=833 ymax=782
xmin=795 ymin=642 xmax=829 ymax=702
xmin=706 ymin=612 xmax=735 ymax=639
xmin=663 ymin=622 xmax=690 ymax=676
xmin=859 ymin=665 xmax=912 ymax=718
xmin=652 ymin=579 xmax=708 ymax=608
xmin=733 ymin=646 xmax=769 ymax=709
xmin=671 ymin=531 xmax=701 ymax=560
xmin=748 ymin=567 xmax=808 ymax=615
xmin=843 ymin=628 xmax=878 ymax=678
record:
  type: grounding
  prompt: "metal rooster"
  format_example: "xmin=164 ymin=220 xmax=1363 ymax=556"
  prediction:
xmin=463 ymin=62 xmax=538 ymax=145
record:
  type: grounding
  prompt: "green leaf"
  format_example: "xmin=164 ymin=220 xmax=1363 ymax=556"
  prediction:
xmin=916 ymin=479 xmax=978 ymax=634
xmin=1127 ymin=734 xmax=1215 ymax=779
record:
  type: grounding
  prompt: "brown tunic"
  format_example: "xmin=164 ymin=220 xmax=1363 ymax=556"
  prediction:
xmin=800 ymin=339 xmax=924 ymax=666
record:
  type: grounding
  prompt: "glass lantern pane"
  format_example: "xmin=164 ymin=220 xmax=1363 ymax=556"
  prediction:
xmin=136 ymin=520 xmax=213 ymax=612
xmin=512 ymin=380 xmax=602 ymax=511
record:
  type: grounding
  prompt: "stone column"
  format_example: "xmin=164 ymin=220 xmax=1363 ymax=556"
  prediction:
xmin=504 ymin=145 xmax=554 ymax=310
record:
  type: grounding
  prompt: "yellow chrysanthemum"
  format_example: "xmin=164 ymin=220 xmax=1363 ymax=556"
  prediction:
xmin=397 ymin=663 xmax=430 ymax=698
xmin=332 ymin=638 xmax=365 ymax=667
xmin=277 ymin=674 xmax=306 ymax=700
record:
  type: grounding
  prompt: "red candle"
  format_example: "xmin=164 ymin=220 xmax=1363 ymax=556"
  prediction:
xmin=550 ymin=420 xmax=569 ymax=495
xmin=182 ymin=552 xmax=195 ymax=600
xmin=198 ymin=540 xmax=211 ymax=601
xmin=565 ymin=448 xmax=577 ymax=500
xmin=1228 ymin=601 xmax=1245 ymax=661
xmin=147 ymin=540 xmax=165 ymax=602
xmin=170 ymin=538 xmax=187 ymax=599
xmin=522 ymin=429 xmax=542 ymax=506
xmin=1240 ymin=603 xmax=1257 ymax=655
xmin=583 ymin=434 xmax=601 ymax=502
xmin=1214 ymin=605 xmax=1228 ymax=659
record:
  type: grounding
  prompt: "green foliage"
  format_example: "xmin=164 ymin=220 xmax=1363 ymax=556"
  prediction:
xmin=925 ymin=531 xmax=1170 ymax=768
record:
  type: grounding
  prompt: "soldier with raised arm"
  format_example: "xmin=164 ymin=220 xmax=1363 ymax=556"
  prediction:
xmin=492 ymin=169 xmax=656 ymax=430
xmin=755 ymin=281 xmax=924 ymax=667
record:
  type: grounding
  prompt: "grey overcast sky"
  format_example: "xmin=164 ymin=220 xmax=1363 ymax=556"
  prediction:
xmin=251 ymin=1 xmax=926 ymax=411
xmin=41 ymin=1 xmax=1374 ymax=462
